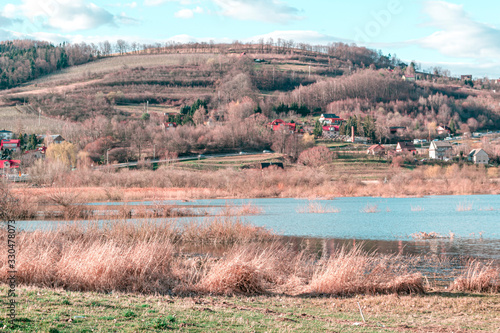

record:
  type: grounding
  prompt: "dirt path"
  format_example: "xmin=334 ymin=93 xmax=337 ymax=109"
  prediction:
xmin=1 ymin=78 xmax=103 ymax=97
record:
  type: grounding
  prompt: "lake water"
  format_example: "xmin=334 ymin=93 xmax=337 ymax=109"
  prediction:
xmin=16 ymin=195 xmax=500 ymax=260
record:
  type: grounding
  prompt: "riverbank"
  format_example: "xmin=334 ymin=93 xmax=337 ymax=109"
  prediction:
xmin=1 ymin=285 xmax=499 ymax=332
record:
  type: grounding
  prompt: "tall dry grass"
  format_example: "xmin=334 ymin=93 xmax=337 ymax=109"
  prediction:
xmin=0 ymin=218 xmax=427 ymax=297
xmin=450 ymin=260 xmax=500 ymax=293
xmin=306 ymin=246 xmax=424 ymax=296
xmin=296 ymin=201 xmax=340 ymax=214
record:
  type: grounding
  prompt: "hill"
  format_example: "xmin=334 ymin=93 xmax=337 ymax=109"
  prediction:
xmin=0 ymin=40 xmax=499 ymax=164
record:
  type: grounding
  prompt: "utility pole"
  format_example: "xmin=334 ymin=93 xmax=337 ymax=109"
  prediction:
xmin=153 ymin=144 xmax=156 ymax=160
xmin=146 ymin=101 xmax=149 ymax=113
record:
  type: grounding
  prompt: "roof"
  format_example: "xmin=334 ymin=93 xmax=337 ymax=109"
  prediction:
xmin=0 ymin=130 xmax=13 ymax=133
xmin=397 ymin=142 xmax=416 ymax=150
xmin=430 ymin=141 xmax=452 ymax=148
xmin=367 ymin=144 xmax=385 ymax=150
xmin=469 ymin=149 xmax=488 ymax=157
xmin=321 ymin=114 xmax=340 ymax=119
xmin=403 ymin=74 xmax=415 ymax=78
xmin=1 ymin=139 xmax=20 ymax=144
xmin=0 ymin=160 xmax=20 ymax=169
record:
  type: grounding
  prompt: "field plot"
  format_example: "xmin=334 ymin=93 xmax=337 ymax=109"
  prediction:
xmin=179 ymin=153 xmax=284 ymax=170
xmin=0 ymin=106 xmax=68 ymax=134
xmin=115 ymin=104 xmax=180 ymax=115
xmin=20 ymin=53 xmax=216 ymax=87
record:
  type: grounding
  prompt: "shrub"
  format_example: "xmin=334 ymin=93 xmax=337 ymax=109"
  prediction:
xmin=298 ymin=146 xmax=333 ymax=167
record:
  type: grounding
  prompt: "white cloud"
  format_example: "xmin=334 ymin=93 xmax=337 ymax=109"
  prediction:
xmin=212 ymin=0 xmax=302 ymax=24
xmin=174 ymin=6 xmax=203 ymax=19
xmin=18 ymin=0 xmax=116 ymax=32
xmin=124 ymin=2 xmax=138 ymax=8
xmin=418 ymin=1 xmax=500 ymax=60
xmin=145 ymin=0 xmax=193 ymax=6
xmin=175 ymin=9 xmax=194 ymax=18
xmin=2 ymin=4 xmax=17 ymax=18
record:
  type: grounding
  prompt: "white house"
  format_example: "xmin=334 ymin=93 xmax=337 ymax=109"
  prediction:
xmin=0 ymin=130 xmax=14 ymax=140
xmin=468 ymin=149 xmax=489 ymax=165
xmin=429 ymin=141 xmax=453 ymax=160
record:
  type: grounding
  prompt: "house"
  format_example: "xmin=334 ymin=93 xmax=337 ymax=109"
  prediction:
xmin=367 ymin=144 xmax=385 ymax=156
xmin=24 ymin=146 xmax=46 ymax=159
xmin=319 ymin=114 xmax=343 ymax=125
xmin=468 ymin=149 xmax=489 ymax=164
xmin=429 ymin=141 xmax=453 ymax=160
xmin=402 ymin=74 xmax=416 ymax=81
xmin=396 ymin=142 xmax=417 ymax=154
xmin=38 ymin=134 xmax=65 ymax=144
xmin=0 ymin=159 xmax=20 ymax=169
xmin=260 ymin=162 xmax=284 ymax=169
xmin=269 ymin=119 xmax=296 ymax=132
xmin=389 ymin=126 xmax=407 ymax=134
xmin=0 ymin=139 xmax=21 ymax=152
xmin=461 ymin=75 xmax=473 ymax=81
xmin=322 ymin=125 xmax=339 ymax=132
xmin=0 ymin=130 xmax=14 ymax=140
xmin=437 ymin=125 xmax=451 ymax=136
xmin=162 ymin=122 xmax=177 ymax=130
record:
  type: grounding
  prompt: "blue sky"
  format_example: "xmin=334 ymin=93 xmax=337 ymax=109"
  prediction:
xmin=1 ymin=0 xmax=499 ymax=77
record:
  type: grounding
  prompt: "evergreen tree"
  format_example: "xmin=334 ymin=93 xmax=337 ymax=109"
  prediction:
xmin=449 ymin=118 xmax=457 ymax=134
xmin=313 ymin=120 xmax=323 ymax=137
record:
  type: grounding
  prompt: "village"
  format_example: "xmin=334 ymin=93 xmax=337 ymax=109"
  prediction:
xmin=0 ymin=109 xmax=495 ymax=182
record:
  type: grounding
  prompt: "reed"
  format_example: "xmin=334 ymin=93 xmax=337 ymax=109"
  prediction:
xmin=361 ymin=204 xmax=379 ymax=213
xmin=450 ymin=260 xmax=500 ymax=293
xmin=296 ymin=202 xmax=340 ymax=214
xmin=0 ymin=219 xmax=427 ymax=297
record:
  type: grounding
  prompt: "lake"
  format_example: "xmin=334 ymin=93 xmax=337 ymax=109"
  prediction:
xmin=16 ymin=195 xmax=500 ymax=260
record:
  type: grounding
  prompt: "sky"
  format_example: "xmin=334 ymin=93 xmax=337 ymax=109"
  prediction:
xmin=1 ymin=0 xmax=499 ymax=78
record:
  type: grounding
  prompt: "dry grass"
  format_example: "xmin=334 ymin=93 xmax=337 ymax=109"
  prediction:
xmin=296 ymin=201 xmax=340 ymax=213
xmin=450 ymin=260 xmax=500 ymax=293
xmin=456 ymin=201 xmax=473 ymax=211
xmin=410 ymin=205 xmax=424 ymax=212
xmin=361 ymin=204 xmax=379 ymax=213
xmin=0 ymin=218 xmax=428 ymax=297
xmin=219 ymin=202 xmax=264 ymax=216
xmin=411 ymin=231 xmax=445 ymax=240
xmin=307 ymin=246 xmax=424 ymax=296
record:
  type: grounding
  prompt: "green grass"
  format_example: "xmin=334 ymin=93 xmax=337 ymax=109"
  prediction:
xmin=1 ymin=285 xmax=498 ymax=332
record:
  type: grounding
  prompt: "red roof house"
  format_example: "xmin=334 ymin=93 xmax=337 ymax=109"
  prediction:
xmin=0 ymin=160 xmax=20 ymax=169
xmin=367 ymin=144 xmax=386 ymax=155
xmin=270 ymin=119 xmax=296 ymax=132
xmin=1 ymin=139 xmax=21 ymax=151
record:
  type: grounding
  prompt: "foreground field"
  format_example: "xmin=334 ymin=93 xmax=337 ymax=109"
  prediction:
xmin=1 ymin=286 xmax=499 ymax=332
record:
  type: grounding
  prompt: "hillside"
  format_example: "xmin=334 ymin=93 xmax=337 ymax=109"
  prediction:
xmin=0 ymin=40 xmax=499 ymax=165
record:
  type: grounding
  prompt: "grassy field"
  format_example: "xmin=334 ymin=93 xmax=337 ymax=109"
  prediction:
xmin=24 ymin=54 xmax=216 ymax=87
xmin=115 ymin=105 xmax=180 ymax=116
xmin=178 ymin=153 xmax=284 ymax=170
xmin=1 ymin=285 xmax=498 ymax=332
xmin=0 ymin=106 xmax=68 ymax=134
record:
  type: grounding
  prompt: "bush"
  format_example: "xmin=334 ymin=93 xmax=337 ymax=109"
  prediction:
xmin=298 ymin=146 xmax=333 ymax=167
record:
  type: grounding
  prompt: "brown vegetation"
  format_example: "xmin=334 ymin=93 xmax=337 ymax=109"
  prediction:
xmin=450 ymin=260 xmax=500 ymax=293
xmin=0 ymin=218 xmax=428 ymax=297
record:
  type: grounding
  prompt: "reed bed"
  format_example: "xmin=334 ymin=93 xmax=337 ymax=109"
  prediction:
xmin=450 ymin=260 xmax=500 ymax=293
xmin=411 ymin=231 xmax=445 ymax=240
xmin=456 ymin=201 xmax=473 ymax=212
xmin=361 ymin=204 xmax=379 ymax=213
xmin=0 ymin=218 xmax=427 ymax=297
xmin=296 ymin=202 xmax=340 ymax=214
